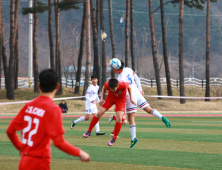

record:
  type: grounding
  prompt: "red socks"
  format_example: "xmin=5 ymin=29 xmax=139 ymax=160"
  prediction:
xmin=88 ymin=116 xmax=100 ymax=132
xmin=113 ymin=115 xmax=125 ymax=121
xmin=113 ymin=122 xmax=122 ymax=140
xmin=113 ymin=115 xmax=116 ymax=120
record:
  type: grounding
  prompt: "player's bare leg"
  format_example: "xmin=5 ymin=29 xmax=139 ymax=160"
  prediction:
xmin=143 ymin=105 xmax=171 ymax=128
xmin=71 ymin=114 xmax=92 ymax=129
xmin=83 ymin=107 xmax=107 ymax=138
xmin=127 ymin=112 xmax=138 ymax=148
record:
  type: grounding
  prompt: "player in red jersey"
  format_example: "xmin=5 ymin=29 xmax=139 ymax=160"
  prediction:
xmin=6 ymin=69 xmax=90 ymax=170
xmin=83 ymin=78 xmax=136 ymax=146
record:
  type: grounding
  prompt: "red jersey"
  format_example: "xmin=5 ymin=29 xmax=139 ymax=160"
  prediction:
xmin=104 ymin=81 xmax=129 ymax=101
xmin=7 ymin=95 xmax=65 ymax=158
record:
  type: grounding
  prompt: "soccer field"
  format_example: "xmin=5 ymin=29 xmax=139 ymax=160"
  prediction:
xmin=0 ymin=117 xmax=222 ymax=170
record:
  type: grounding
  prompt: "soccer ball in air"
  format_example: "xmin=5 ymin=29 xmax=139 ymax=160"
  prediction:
xmin=109 ymin=58 xmax=121 ymax=70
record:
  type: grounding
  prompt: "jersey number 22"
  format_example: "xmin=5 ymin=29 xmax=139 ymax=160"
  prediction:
xmin=22 ymin=115 xmax=39 ymax=147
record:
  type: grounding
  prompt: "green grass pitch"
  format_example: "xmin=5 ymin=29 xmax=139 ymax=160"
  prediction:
xmin=0 ymin=117 xmax=222 ymax=170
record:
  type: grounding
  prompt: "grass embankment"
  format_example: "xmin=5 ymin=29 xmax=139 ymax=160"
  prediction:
xmin=0 ymin=86 xmax=221 ymax=114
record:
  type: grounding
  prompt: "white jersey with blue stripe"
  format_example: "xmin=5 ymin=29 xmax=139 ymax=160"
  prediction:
xmin=117 ymin=67 xmax=139 ymax=93
xmin=85 ymin=84 xmax=99 ymax=106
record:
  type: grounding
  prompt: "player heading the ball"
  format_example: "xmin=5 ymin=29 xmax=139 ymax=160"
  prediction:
xmin=83 ymin=78 xmax=136 ymax=146
xmin=110 ymin=60 xmax=171 ymax=148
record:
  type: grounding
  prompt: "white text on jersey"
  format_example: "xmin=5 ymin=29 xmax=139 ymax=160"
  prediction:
xmin=25 ymin=106 xmax=45 ymax=117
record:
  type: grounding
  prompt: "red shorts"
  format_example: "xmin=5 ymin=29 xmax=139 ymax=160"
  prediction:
xmin=101 ymin=97 xmax=125 ymax=112
xmin=114 ymin=106 xmax=126 ymax=121
xmin=19 ymin=155 xmax=50 ymax=170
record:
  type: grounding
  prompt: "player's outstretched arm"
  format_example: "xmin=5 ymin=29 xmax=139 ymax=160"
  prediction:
xmin=99 ymin=86 xmax=106 ymax=105
xmin=53 ymin=134 xmax=90 ymax=162
xmin=127 ymin=85 xmax=136 ymax=106
xmin=133 ymin=73 xmax=144 ymax=95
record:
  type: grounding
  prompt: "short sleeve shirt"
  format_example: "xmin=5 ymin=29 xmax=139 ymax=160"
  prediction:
xmin=104 ymin=81 xmax=129 ymax=101
xmin=8 ymin=95 xmax=65 ymax=158
xmin=118 ymin=67 xmax=138 ymax=91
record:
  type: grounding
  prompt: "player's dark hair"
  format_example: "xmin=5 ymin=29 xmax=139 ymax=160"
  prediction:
xmin=119 ymin=60 xmax=124 ymax=70
xmin=39 ymin=69 xmax=58 ymax=92
xmin=91 ymin=75 xmax=98 ymax=80
xmin=108 ymin=78 xmax=119 ymax=89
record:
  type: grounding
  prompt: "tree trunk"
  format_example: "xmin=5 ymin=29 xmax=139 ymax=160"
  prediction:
xmin=90 ymin=0 xmax=99 ymax=78
xmin=160 ymin=0 xmax=172 ymax=96
xmin=83 ymin=0 xmax=91 ymax=96
xmin=130 ymin=0 xmax=135 ymax=71
xmin=7 ymin=0 xmax=15 ymax=100
xmin=54 ymin=0 xmax=62 ymax=94
xmin=14 ymin=24 xmax=18 ymax=90
xmin=1 ymin=4 xmax=8 ymax=90
xmin=148 ymin=0 xmax=162 ymax=99
xmin=179 ymin=0 xmax=186 ymax=103
xmin=14 ymin=0 xmax=19 ymax=90
xmin=48 ymin=0 xmax=54 ymax=69
xmin=96 ymin=0 xmax=99 ymax=39
xmin=0 ymin=0 xmax=2 ymax=89
xmin=74 ymin=3 xmax=86 ymax=94
xmin=100 ymin=0 xmax=106 ymax=86
xmin=33 ymin=0 xmax=39 ymax=93
xmin=108 ymin=0 xmax=116 ymax=77
xmin=205 ymin=0 xmax=210 ymax=101
xmin=125 ymin=0 xmax=129 ymax=67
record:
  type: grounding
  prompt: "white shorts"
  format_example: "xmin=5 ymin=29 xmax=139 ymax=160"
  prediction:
xmin=125 ymin=91 xmax=149 ymax=114
xmin=85 ymin=104 xmax=98 ymax=114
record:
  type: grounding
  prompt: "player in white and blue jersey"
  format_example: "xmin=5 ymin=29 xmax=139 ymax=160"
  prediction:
xmin=70 ymin=75 xmax=105 ymax=136
xmin=109 ymin=60 xmax=171 ymax=148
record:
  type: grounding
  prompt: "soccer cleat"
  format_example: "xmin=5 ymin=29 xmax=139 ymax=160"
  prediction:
xmin=130 ymin=138 xmax=138 ymax=148
xmin=83 ymin=131 xmax=91 ymax=138
xmin=162 ymin=117 xmax=171 ymax=128
xmin=110 ymin=132 xmax=119 ymax=138
xmin=70 ymin=121 xmax=76 ymax=129
xmin=96 ymin=131 xmax=106 ymax=136
xmin=108 ymin=138 xmax=116 ymax=146
xmin=108 ymin=115 xmax=114 ymax=124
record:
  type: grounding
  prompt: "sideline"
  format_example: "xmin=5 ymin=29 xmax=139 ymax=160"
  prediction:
xmin=1 ymin=114 xmax=222 ymax=119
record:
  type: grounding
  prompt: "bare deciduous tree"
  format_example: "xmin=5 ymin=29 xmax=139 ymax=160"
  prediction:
xmin=48 ymin=0 xmax=54 ymax=69
xmin=108 ymin=0 xmax=116 ymax=77
xmin=90 ymin=0 xmax=99 ymax=78
xmin=33 ymin=0 xmax=39 ymax=93
xmin=205 ymin=0 xmax=210 ymax=101
xmin=75 ymin=3 xmax=86 ymax=94
xmin=148 ymin=0 xmax=162 ymax=98
xmin=54 ymin=0 xmax=62 ymax=95
xmin=125 ymin=0 xmax=129 ymax=67
xmin=179 ymin=0 xmax=186 ymax=104
xmin=83 ymin=0 xmax=91 ymax=96
xmin=14 ymin=0 xmax=19 ymax=90
xmin=7 ymin=0 xmax=15 ymax=100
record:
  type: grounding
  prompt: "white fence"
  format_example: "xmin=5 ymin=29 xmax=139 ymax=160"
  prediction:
xmin=140 ymin=78 xmax=222 ymax=88
xmin=1 ymin=77 xmax=222 ymax=88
